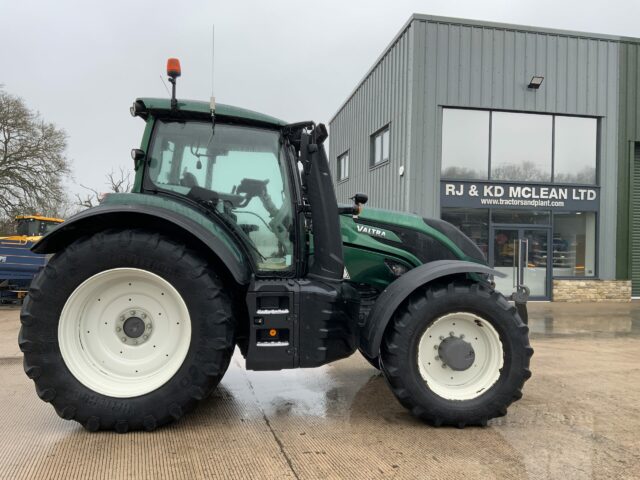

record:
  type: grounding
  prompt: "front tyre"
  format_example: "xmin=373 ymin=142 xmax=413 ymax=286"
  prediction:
xmin=19 ymin=229 xmax=236 ymax=432
xmin=380 ymin=282 xmax=533 ymax=427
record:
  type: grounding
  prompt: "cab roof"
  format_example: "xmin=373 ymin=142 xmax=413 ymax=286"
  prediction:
xmin=136 ymin=98 xmax=287 ymax=127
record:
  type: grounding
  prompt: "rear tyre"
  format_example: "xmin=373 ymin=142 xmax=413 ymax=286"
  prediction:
xmin=380 ymin=282 xmax=533 ymax=427
xmin=19 ymin=229 xmax=235 ymax=432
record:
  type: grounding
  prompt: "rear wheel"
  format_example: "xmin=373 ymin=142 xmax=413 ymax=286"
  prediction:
xmin=380 ymin=282 xmax=533 ymax=427
xmin=19 ymin=229 xmax=236 ymax=432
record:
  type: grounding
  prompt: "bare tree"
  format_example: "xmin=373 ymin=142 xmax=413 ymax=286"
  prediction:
xmin=0 ymin=87 xmax=70 ymax=219
xmin=75 ymin=167 xmax=132 ymax=209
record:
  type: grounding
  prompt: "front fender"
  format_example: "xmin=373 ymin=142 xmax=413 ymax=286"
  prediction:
xmin=359 ymin=260 xmax=506 ymax=359
xmin=33 ymin=198 xmax=250 ymax=285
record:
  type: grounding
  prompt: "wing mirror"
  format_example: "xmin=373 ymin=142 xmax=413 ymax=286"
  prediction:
xmin=351 ymin=193 xmax=368 ymax=206
xmin=337 ymin=192 xmax=368 ymax=218
xmin=131 ymin=149 xmax=146 ymax=169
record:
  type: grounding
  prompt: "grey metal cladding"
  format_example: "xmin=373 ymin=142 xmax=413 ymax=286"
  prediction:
xmin=330 ymin=14 xmax=627 ymax=279
xmin=617 ymin=42 xmax=640 ymax=279
xmin=329 ymin=23 xmax=413 ymax=212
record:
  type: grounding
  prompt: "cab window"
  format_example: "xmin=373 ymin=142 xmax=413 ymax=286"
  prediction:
xmin=147 ymin=120 xmax=294 ymax=272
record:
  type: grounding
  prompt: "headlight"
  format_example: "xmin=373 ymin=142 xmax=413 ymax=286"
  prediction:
xmin=385 ymin=259 xmax=409 ymax=277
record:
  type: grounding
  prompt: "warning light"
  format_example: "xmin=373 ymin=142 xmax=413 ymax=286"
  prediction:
xmin=269 ymin=329 xmax=277 ymax=337
xmin=167 ymin=58 xmax=181 ymax=78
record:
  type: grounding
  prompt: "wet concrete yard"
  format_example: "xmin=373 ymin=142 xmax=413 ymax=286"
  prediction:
xmin=0 ymin=303 xmax=639 ymax=479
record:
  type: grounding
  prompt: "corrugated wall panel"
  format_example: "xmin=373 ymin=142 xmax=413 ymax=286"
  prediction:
xmin=616 ymin=42 xmax=640 ymax=280
xmin=631 ymin=144 xmax=640 ymax=295
xmin=408 ymin=18 xmax=620 ymax=279
xmin=329 ymin=24 xmax=413 ymax=211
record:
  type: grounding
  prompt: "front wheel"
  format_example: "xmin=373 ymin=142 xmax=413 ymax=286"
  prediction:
xmin=380 ymin=282 xmax=533 ymax=427
xmin=19 ymin=229 xmax=236 ymax=432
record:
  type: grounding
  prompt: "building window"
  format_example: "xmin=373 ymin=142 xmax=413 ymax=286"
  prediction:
xmin=552 ymin=212 xmax=596 ymax=277
xmin=440 ymin=109 xmax=598 ymax=185
xmin=337 ymin=151 xmax=349 ymax=181
xmin=441 ymin=109 xmax=489 ymax=179
xmin=554 ymin=116 xmax=597 ymax=185
xmin=371 ymin=125 xmax=390 ymax=166
xmin=491 ymin=112 xmax=552 ymax=182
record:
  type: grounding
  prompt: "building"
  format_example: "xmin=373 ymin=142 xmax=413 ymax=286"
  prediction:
xmin=329 ymin=14 xmax=640 ymax=301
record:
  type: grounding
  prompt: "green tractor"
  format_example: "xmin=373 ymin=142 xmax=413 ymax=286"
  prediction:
xmin=19 ymin=59 xmax=532 ymax=432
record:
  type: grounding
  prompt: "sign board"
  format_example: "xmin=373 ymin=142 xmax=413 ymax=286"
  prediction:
xmin=440 ymin=180 xmax=599 ymax=211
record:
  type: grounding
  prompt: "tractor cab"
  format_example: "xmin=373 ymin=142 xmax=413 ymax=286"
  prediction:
xmin=11 ymin=215 xmax=64 ymax=240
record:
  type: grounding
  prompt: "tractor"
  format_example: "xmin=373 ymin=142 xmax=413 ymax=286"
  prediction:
xmin=19 ymin=59 xmax=532 ymax=432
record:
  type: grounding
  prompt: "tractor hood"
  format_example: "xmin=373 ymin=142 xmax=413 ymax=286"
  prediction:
xmin=339 ymin=206 xmax=486 ymax=266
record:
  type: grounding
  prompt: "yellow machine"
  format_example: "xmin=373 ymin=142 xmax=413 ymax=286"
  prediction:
xmin=1 ymin=215 xmax=64 ymax=242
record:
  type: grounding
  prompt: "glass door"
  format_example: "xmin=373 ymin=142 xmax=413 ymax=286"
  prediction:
xmin=491 ymin=227 xmax=551 ymax=299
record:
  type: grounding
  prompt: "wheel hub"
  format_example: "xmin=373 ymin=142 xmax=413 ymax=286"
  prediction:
xmin=116 ymin=308 xmax=152 ymax=345
xmin=123 ymin=316 xmax=145 ymax=338
xmin=438 ymin=336 xmax=475 ymax=371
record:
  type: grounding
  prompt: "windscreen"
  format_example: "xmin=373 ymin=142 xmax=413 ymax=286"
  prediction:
xmin=147 ymin=120 xmax=294 ymax=272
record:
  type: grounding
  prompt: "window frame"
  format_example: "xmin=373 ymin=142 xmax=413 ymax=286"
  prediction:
xmin=337 ymin=150 xmax=350 ymax=182
xmin=370 ymin=124 xmax=390 ymax=169
xmin=440 ymin=107 xmax=600 ymax=187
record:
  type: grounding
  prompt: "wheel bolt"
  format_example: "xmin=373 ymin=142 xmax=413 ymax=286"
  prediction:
xmin=143 ymin=335 xmax=148 ymax=340
xmin=120 ymin=315 xmax=125 ymax=321
xmin=141 ymin=313 xmax=147 ymax=319
xmin=146 ymin=324 xmax=152 ymax=330
xmin=442 ymin=363 xmax=447 ymax=368
xmin=130 ymin=310 xmax=136 ymax=316
xmin=134 ymin=340 xmax=138 ymax=345
xmin=122 ymin=337 xmax=127 ymax=342
xmin=433 ymin=345 xmax=438 ymax=350
xmin=434 ymin=355 xmax=440 ymax=361
xmin=439 ymin=336 xmax=445 ymax=341
xmin=116 ymin=327 xmax=121 ymax=332
xmin=449 ymin=331 xmax=455 ymax=337
xmin=460 ymin=334 xmax=465 ymax=339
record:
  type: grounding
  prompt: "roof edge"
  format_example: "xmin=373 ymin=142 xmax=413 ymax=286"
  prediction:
xmin=329 ymin=13 xmax=640 ymax=124
xmin=412 ymin=13 xmax=640 ymax=43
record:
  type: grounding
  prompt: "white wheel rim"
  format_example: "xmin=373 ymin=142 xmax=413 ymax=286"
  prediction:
xmin=58 ymin=268 xmax=192 ymax=398
xmin=417 ymin=312 xmax=503 ymax=401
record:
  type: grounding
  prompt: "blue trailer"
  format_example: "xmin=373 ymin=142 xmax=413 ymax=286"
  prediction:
xmin=0 ymin=216 xmax=64 ymax=303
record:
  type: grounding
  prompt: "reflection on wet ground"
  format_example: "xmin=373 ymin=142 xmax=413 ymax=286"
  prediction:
xmin=527 ymin=301 xmax=640 ymax=338
xmin=1 ymin=304 xmax=639 ymax=479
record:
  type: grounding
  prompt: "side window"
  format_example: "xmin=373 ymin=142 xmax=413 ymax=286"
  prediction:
xmin=148 ymin=121 xmax=294 ymax=272
xmin=371 ymin=125 xmax=390 ymax=166
xmin=337 ymin=151 xmax=349 ymax=181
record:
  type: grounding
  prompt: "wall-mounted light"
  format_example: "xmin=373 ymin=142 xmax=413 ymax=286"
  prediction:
xmin=528 ymin=75 xmax=544 ymax=89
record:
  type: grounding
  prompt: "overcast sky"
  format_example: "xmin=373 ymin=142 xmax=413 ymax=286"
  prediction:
xmin=2 ymin=0 xmax=640 ymax=196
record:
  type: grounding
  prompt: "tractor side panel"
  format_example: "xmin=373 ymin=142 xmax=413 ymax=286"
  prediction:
xmin=244 ymin=278 xmax=359 ymax=370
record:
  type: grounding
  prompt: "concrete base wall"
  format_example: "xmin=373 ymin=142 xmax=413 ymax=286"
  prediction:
xmin=553 ymin=280 xmax=632 ymax=302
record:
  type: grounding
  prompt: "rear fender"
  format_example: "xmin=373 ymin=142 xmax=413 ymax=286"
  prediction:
xmin=359 ymin=260 xmax=505 ymax=359
xmin=32 ymin=203 xmax=250 ymax=285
